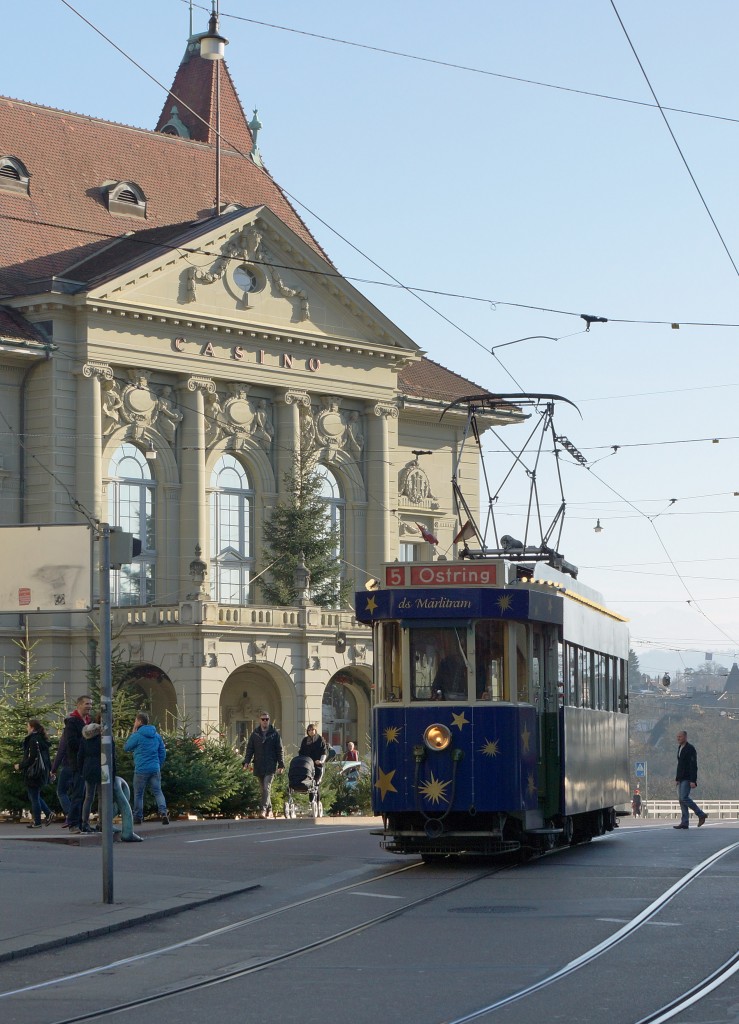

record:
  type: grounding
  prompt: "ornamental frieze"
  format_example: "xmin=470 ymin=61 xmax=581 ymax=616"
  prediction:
xmin=100 ymin=371 xmax=183 ymax=443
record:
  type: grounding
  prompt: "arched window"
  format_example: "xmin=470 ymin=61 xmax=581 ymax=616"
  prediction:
xmin=316 ymin=464 xmax=344 ymax=561
xmin=322 ymin=678 xmax=358 ymax=755
xmin=209 ymin=454 xmax=254 ymax=604
xmin=107 ymin=443 xmax=156 ymax=606
xmin=316 ymin=464 xmax=345 ymax=604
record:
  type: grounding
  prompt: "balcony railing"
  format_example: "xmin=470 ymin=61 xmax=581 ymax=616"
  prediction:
xmin=110 ymin=601 xmax=363 ymax=632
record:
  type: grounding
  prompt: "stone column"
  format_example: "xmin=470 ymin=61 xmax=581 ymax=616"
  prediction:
xmin=276 ymin=389 xmax=310 ymax=499
xmin=79 ymin=361 xmax=112 ymax=522
xmin=366 ymin=401 xmax=398 ymax=569
xmin=178 ymin=376 xmax=215 ymax=600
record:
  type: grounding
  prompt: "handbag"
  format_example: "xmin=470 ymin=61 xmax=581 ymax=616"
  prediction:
xmin=25 ymin=747 xmax=49 ymax=786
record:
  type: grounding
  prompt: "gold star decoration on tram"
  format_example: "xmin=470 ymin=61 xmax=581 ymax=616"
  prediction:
xmin=374 ymin=766 xmax=398 ymax=800
xmin=496 ymin=594 xmax=513 ymax=614
xmin=383 ymin=725 xmax=402 ymax=745
xmin=365 ymin=595 xmax=378 ymax=614
xmin=419 ymin=773 xmax=451 ymax=805
xmin=521 ymin=723 xmax=531 ymax=754
xmin=480 ymin=738 xmax=500 ymax=758
xmin=451 ymin=711 xmax=469 ymax=730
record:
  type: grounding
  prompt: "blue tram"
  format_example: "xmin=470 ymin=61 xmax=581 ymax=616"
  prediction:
xmin=356 ymin=558 xmax=630 ymax=859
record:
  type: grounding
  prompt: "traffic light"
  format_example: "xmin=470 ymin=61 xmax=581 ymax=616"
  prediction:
xmin=335 ymin=631 xmax=346 ymax=653
xmin=109 ymin=529 xmax=142 ymax=569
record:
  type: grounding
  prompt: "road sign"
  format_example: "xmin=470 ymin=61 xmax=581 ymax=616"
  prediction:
xmin=0 ymin=524 xmax=93 ymax=612
xmin=635 ymin=761 xmax=647 ymax=777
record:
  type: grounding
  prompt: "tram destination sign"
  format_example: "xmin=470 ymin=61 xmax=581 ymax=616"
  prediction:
xmin=385 ymin=562 xmax=505 ymax=588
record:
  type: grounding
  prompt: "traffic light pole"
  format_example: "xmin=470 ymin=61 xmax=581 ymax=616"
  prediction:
xmin=99 ymin=523 xmax=114 ymax=903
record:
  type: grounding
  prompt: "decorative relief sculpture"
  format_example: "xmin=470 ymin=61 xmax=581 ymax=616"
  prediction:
xmin=219 ymin=386 xmax=274 ymax=452
xmin=343 ymin=409 xmax=364 ymax=458
xmin=252 ymin=640 xmax=268 ymax=662
xmin=204 ymin=391 xmax=225 ymax=448
xmin=154 ymin=385 xmax=183 ymax=444
xmin=101 ymin=379 xmax=124 ymax=435
xmin=99 ymin=371 xmax=183 ymax=444
xmin=185 ymin=222 xmax=309 ymax=321
xmin=399 ymin=456 xmax=439 ymax=509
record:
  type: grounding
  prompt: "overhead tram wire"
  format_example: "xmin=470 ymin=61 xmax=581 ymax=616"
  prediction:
xmin=57 ymin=0 xmax=528 ymax=390
xmin=47 ymin=2 xmax=739 ymax=628
xmin=188 ymin=2 xmax=739 ymax=128
xmin=610 ymin=0 xmax=739 ymax=280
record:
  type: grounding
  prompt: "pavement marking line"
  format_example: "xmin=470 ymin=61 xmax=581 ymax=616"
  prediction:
xmin=259 ymin=827 xmax=373 ymax=843
xmin=0 ymin=862 xmax=420 ymax=999
xmin=441 ymin=839 xmax=739 ymax=1024
xmin=186 ymin=825 xmax=307 ymax=844
xmin=597 ymin=918 xmax=681 ymax=927
xmin=351 ymin=892 xmax=404 ymax=899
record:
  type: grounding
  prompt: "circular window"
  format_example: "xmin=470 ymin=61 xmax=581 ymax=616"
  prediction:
xmin=234 ymin=265 xmax=258 ymax=293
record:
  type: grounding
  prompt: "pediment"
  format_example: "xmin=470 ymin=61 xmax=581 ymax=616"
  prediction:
xmin=87 ymin=207 xmax=419 ymax=354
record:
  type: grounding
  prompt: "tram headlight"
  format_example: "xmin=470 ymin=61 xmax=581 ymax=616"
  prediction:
xmin=424 ymin=723 xmax=452 ymax=752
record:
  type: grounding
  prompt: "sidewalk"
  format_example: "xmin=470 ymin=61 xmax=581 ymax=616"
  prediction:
xmin=0 ymin=814 xmax=376 ymax=963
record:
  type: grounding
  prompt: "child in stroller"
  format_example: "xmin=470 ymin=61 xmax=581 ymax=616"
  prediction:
xmin=285 ymin=724 xmax=329 ymax=818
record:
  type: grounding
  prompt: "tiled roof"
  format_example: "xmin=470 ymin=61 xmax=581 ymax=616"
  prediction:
xmin=398 ymin=356 xmax=491 ymax=402
xmin=0 ymin=45 xmax=328 ymax=297
xmin=0 ymin=305 xmax=47 ymax=344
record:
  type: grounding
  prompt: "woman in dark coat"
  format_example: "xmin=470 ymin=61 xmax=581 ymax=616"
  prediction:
xmin=298 ymin=724 xmax=328 ymax=789
xmin=15 ymin=719 xmax=53 ymax=828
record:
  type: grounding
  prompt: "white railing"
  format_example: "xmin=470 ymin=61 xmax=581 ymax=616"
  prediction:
xmin=625 ymin=799 xmax=739 ymax=820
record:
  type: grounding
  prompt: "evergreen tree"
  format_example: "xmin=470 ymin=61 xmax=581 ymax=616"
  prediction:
xmin=260 ymin=447 xmax=349 ymax=608
xmin=628 ymin=649 xmax=644 ymax=689
xmin=0 ymin=637 xmax=64 ymax=818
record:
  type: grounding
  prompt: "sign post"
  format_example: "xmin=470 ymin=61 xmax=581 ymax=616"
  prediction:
xmin=635 ymin=761 xmax=648 ymax=818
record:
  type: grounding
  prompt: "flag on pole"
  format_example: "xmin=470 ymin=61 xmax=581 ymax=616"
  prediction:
xmin=416 ymin=523 xmax=438 ymax=545
xmin=453 ymin=521 xmax=476 ymax=544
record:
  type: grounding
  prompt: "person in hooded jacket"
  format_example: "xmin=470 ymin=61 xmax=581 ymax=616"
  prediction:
xmin=124 ymin=712 xmax=169 ymax=824
xmin=15 ymin=719 xmax=54 ymax=828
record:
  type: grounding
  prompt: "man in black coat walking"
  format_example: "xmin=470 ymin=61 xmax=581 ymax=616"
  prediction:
xmin=243 ymin=713 xmax=284 ymax=818
xmin=674 ymin=729 xmax=707 ymax=829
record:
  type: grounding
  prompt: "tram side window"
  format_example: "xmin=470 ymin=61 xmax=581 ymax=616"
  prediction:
xmin=380 ymin=622 xmax=401 ymax=701
xmin=411 ymin=627 xmax=468 ymax=701
xmin=579 ymin=648 xmax=592 ymax=708
xmin=475 ymin=621 xmax=506 ymax=700
xmin=515 ymin=623 xmax=530 ymax=703
xmin=619 ymin=658 xmax=628 ymax=712
xmin=595 ymin=653 xmax=605 ymax=709
xmin=567 ymin=644 xmax=579 ymax=706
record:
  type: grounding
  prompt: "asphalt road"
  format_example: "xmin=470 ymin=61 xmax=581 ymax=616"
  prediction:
xmin=1 ymin=817 xmax=737 ymax=1024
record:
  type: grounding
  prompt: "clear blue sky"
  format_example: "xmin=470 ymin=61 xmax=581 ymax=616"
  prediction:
xmin=4 ymin=1 xmax=739 ymax=672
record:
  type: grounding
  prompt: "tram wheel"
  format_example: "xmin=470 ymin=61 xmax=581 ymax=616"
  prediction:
xmin=562 ymin=816 xmax=574 ymax=845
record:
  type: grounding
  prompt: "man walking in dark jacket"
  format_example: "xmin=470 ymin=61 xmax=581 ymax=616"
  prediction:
xmin=674 ymin=730 xmax=708 ymax=829
xmin=243 ymin=713 xmax=284 ymax=818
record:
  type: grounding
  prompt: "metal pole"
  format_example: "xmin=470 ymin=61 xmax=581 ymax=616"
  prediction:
xmin=99 ymin=523 xmax=114 ymax=904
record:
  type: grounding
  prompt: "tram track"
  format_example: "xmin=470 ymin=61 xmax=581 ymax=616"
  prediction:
xmin=440 ymin=839 xmax=739 ymax=1024
xmin=3 ymin=861 xmax=508 ymax=1023
xmin=4 ymin=837 xmax=736 ymax=1024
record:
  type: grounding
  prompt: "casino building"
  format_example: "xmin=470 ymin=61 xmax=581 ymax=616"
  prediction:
xmin=0 ymin=16 xmax=521 ymax=749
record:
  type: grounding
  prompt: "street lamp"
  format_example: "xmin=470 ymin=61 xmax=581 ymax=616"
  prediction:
xmin=199 ymin=3 xmax=229 ymax=216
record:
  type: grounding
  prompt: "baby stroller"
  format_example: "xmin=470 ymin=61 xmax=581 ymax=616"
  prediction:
xmin=285 ymin=755 xmax=323 ymax=818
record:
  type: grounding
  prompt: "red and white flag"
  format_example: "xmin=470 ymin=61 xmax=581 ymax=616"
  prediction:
xmin=416 ymin=523 xmax=438 ymax=545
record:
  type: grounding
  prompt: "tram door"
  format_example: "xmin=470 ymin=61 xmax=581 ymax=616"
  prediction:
xmin=533 ymin=624 xmax=561 ymax=819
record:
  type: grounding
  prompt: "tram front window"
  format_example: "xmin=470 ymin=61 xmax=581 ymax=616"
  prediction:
xmin=410 ymin=627 xmax=468 ymax=701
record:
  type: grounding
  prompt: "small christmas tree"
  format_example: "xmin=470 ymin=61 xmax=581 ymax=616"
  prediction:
xmin=260 ymin=446 xmax=348 ymax=608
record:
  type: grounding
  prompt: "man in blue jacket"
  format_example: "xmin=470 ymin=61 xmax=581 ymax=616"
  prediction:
xmin=124 ymin=712 xmax=169 ymax=825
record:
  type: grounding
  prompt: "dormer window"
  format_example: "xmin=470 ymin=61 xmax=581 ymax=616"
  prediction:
xmin=0 ymin=156 xmax=30 ymax=195
xmin=159 ymin=105 xmax=190 ymax=139
xmin=104 ymin=180 xmax=147 ymax=219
